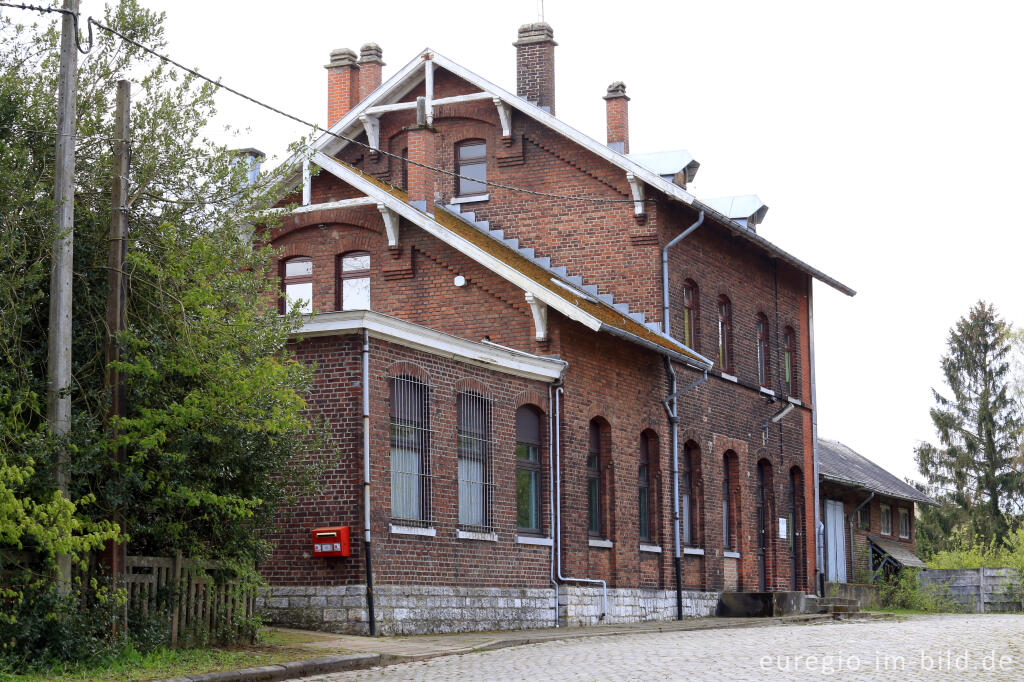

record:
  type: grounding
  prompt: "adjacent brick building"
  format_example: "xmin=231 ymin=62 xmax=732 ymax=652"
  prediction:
xmin=256 ymin=22 xmax=858 ymax=634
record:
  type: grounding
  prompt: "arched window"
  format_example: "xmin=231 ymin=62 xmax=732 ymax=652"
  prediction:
xmin=717 ymin=296 xmax=733 ymax=373
xmin=337 ymin=251 xmax=370 ymax=311
xmin=756 ymin=313 xmax=770 ymax=387
xmin=457 ymin=390 xmax=493 ymax=530
xmin=722 ymin=451 xmax=738 ymax=550
xmin=515 ymin=405 xmax=543 ymax=534
xmin=456 ymin=139 xmax=487 ymax=197
xmin=390 ymin=375 xmax=431 ymax=524
xmin=587 ymin=420 xmax=604 ymax=537
xmin=281 ymin=256 xmax=313 ymax=314
xmin=681 ymin=279 xmax=698 ymax=348
xmin=682 ymin=441 xmax=701 ymax=547
xmin=638 ymin=433 xmax=652 ymax=542
xmin=783 ymin=327 xmax=796 ymax=396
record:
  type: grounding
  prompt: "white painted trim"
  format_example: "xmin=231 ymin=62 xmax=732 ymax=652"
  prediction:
xmin=390 ymin=524 xmax=436 ymax=537
xmin=516 ymin=535 xmax=553 ymax=546
xmin=494 ymin=98 xmax=512 ymax=137
xmin=639 ymin=544 xmax=663 ymax=554
xmin=301 ymin=159 xmax=311 ymax=206
xmin=294 ymin=310 xmax=567 ymax=381
xmin=449 ymin=193 xmax=489 ymax=205
xmin=683 ymin=547 xmax=705 ymax=556
xmin=720 ymin=373 xmax=738 ymax=383
xmin=364 ymin=91 xmax=494 ymax=115
xmin=377 ymin=204 xmax=400 ymax=247
xmin=625 ymin=172 xmax=645 ymax=216
xmin=287 ymin=196 xmax=376 ymax=214
xmin=589 ymin=538 xmax=614 ymax=549
xmin=424 ymin=57 xmax=434 ymax=125
xmin=723 ymin=550 xmax=741 ymax=559
xmin=310 ymin=151 xmax=605 ymax=334
xmin=787 ymin=396 xmax=803 ymax=406
xmin=360 ymin=115 xmax=380 ymax=152
xmin=525 ymin=292 xmax=548 ymax=341
xmin=760 ymin=386 xmax=776 ymax=397
xmin=457 ymin=529 xmax=497 ymax=542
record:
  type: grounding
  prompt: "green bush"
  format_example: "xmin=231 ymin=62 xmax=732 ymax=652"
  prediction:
xmin=877 ymin=569 xmax=961 ymax=613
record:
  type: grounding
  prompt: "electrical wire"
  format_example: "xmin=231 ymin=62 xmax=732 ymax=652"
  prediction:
xmin=0 ymin=1 xmax=92 ymax=53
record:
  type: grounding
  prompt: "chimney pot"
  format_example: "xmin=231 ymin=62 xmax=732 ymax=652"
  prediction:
xmin=514 ymin=22 xmax=557 ymax=114
xmin=325 ymin=48 xmax=360 ymax=128
xmin=327 ymin=48 xmax=358 ymax=68
xmin=604 ymin=82 xmax=630 ymax=154
xmin=358 ymin=43 xmax=385 ymax=100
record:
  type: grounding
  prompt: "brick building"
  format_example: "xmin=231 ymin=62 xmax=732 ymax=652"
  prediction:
xmin=818 ymin=439 xmax=936 ymax=585
xmin=256 ymin=23 xmax=856 ymax=635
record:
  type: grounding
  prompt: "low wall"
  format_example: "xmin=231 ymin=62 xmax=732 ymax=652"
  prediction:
xmin=258 ymin=584 xmax=719 ymax=635
xmin=825 ymin=582 xmax=881 ymax=610
xmin=919 ymin=568 xmax=1023 ymax=613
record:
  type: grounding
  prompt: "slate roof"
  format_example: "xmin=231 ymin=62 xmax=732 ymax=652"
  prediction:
xmin=868 ymin=536 xmax=928 ymax=569
xmin=818 ymin=439 xmax=937 ymax=506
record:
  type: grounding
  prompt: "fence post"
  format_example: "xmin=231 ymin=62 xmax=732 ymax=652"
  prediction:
xmin=978 ymin=566 xmax=985 ymax=614
xmin=170 ymin=552 xmax=182 ymax=647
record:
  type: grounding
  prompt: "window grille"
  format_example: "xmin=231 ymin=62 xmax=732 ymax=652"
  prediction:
xmin=457 ymin=390 xmax=494 ymax=531
xmin=390 ymin=375 xmax=432 ymax=525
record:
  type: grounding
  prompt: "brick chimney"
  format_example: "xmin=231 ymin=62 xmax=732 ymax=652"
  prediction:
xmin=326 ymin=48 xmax=359 ymax=127
xmin=406 ymin=98 xmax=436 ymax=214
xmin=358 ymin=43 xmax=384 ymax=99
xmin=514 ymin=22 xmax=556 ymax=114
xmin=604 ymin=81 xmax=629 ymax=154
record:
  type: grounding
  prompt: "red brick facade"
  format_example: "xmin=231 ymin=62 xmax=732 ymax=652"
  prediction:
xmin=260 ymin=23 xmax=846 ymax=632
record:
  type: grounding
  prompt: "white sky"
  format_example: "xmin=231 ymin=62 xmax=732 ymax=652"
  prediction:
xmin=93 ymin=0 xmax=1024 ymax=484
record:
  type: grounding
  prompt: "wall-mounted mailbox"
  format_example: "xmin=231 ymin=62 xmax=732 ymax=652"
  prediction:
xmin=312 ymin=526 xmax=350 ymax=558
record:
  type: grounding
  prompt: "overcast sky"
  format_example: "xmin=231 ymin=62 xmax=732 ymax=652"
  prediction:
xmin=82 ymin=0 xmax=1024 ymax=483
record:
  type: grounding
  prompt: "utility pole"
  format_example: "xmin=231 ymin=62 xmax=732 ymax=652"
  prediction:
xmin=101 ymin=79 xmax=130 ymax=577
xmin=48 ymin=0 xmax=79 ymax=586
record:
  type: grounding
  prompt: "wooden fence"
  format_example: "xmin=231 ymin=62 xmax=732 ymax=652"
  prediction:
xmin=919 ymin=568 xmax=1024 ymax=613
xmin=123 ymin=555 xmax=256 ymax=646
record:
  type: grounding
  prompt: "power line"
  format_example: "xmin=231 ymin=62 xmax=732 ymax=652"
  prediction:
xmin=0 ymin=1 xmax=92 ymax=53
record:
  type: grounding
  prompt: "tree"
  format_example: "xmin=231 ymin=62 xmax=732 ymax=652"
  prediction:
xmin=916 ymin=301 xmax=1024 ymax=548
xmin=1 ymin=1 xmax=319 ymax=663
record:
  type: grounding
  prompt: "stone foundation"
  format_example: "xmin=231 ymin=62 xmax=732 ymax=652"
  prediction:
xmin=258 ymin=584 xmax=720 ymax=635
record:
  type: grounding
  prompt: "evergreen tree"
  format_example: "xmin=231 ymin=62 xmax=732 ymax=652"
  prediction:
xmin=916 ymin=302 xmax=1024 ymax=547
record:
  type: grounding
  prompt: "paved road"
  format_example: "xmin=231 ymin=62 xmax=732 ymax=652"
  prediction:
xmin=303 ymin=614 xmax=1024 ymax=680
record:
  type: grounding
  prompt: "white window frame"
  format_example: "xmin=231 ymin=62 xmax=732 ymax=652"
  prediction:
xmin=880 ymin=503 xmax=892 ymax=536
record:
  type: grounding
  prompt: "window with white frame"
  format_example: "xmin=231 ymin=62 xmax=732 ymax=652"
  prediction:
xmin=899 ymin=507 xmax=910 ymax=539
xmin=456 ymin=140 xmax=487 ymax=197
xmin=282 ymin=256 xmax=313 ymax=314
xmin=457 ymin=390 xmax=493 ymax=530
xmin=390 ymin=375 xmax=431 ymax=525
xmin=880 ymin=503 xmax=892 ymax=535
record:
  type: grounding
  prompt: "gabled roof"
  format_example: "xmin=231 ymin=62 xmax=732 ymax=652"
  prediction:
xmin=288 ymin=48 xmax=855 ymax=297
xmin=308 ymin=150 xmax=713 ymax=369
xmin=818 ymin=439 xmax=937 ymax=506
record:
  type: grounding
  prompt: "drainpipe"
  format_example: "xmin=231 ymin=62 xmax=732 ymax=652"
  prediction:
xmin=662 ymin=356 xmax=708 ymax=620
xmin=552 ymin=386 xmax=607 ymax=620
xmin=548 ymin=383 xmax=559 ymax=628
xmin=661 ymin=211 xmax=704 ymax=336
xmin=847 ymin=492 xmax=874 ymax=584
xmin=808 ymin=276 xmax=824 ymax=597
xmin=361 ymin=329 xmax=376 ymax=636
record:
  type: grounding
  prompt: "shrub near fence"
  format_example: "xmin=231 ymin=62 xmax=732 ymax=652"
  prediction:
xmin=919 ymin=568 xmax=1024 ymax=613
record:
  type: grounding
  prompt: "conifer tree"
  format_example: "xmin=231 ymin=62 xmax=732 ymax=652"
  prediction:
xmin=916 ymin=301 xmax=1024 ymax=546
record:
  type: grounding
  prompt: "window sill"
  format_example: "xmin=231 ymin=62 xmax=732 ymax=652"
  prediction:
xmin=683 ymin=547 xmax=705 ymax=556
xmin=589 ymin=538 xmax=614 ymax=549
xmin=390 ymin=523 xmax=436 ymax=537
xmin=450 ymin=193 xmax=489 ymax=205
xmin=759 ymin=386 xmax=775 ymax=397
xmin=720 ymin=372 xmax=738 ymax=383
xmin=639 ymin=544 xmax=662 ymax=554
xmin=786 ymin=396 xmax=803 ymax=406
xmin=516 ymin=535 xmax=553 ymax=546
xmin=723 ymin=550 xmax=741 ymax=559
xmin=898 ymin=535 xmax=910 ymax=540
xmin=457 ymin=529 xmax=498 ymax=542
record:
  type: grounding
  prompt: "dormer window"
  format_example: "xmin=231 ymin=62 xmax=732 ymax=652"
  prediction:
xmin=456 ymin=140 xmax=487 ymax=197
xmin=338 ymin=252 xmax=370 ymax=311
xmin=282 ymin=256 xmax=313 ymax=314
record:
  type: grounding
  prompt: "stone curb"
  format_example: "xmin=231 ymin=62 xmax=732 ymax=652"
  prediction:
xmin=156 ymin=653 xmax=380 ymax=682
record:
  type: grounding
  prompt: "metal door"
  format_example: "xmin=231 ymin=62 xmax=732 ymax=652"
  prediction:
xmin=824 ymin=499 xmax=847 ymax=583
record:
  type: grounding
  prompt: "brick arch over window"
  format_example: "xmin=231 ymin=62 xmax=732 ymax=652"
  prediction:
xmin=453 ymin=377 xmax=492 ymax=398
xmin=271 ymin=213 xmax=384 ymax=242
xmin=513 ymin=388 xmax=548 ymax=412
xmin=587 ymin=417 xmax=613 ymax=540
xmin=384 ymin=361 xmax=430 ymax=383
xmin=681 ymin=439 xmax=703 ymax=547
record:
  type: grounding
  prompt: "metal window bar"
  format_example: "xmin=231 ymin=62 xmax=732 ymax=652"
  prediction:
xmin=457 ymin=390 xmax=494 ymax=531
xmin=390 ymin=375 xmax=433 ymax=526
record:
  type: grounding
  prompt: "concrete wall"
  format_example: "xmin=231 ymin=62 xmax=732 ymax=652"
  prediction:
xmin=919 ymin=568 xmax=1024 ymax=613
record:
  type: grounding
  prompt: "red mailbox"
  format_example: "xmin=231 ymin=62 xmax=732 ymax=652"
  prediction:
xmin=311 ymin=526 xmax=350 ymax=558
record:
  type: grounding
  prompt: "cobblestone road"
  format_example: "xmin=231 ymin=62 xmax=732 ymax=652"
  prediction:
xmin=304 ymin=615 xmax=1024 ymax=680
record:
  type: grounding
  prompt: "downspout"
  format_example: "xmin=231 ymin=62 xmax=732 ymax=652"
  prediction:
xmin=808 ymin=276 xmax=824 ymax=597
xmin=847 ymin=492 xmax=874 ymax=583
xmin=663 ymin=355 xmax=708 ymax=620
xmin=548 ymin=383 xmax=559 ymax=628
xmin=662 ymin=211 xmax=704 ymax=336
xmin=361 ymin=329 xmax=376 ymax=636
xmin=553 ymin=386 xmax=607 ymax=620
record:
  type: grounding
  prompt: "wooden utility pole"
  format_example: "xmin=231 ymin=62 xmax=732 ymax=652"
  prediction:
xmin=47 ymin=0 xmax=79 ymax=586
xmin=101 ymin=79 xmax=130 ymax=577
